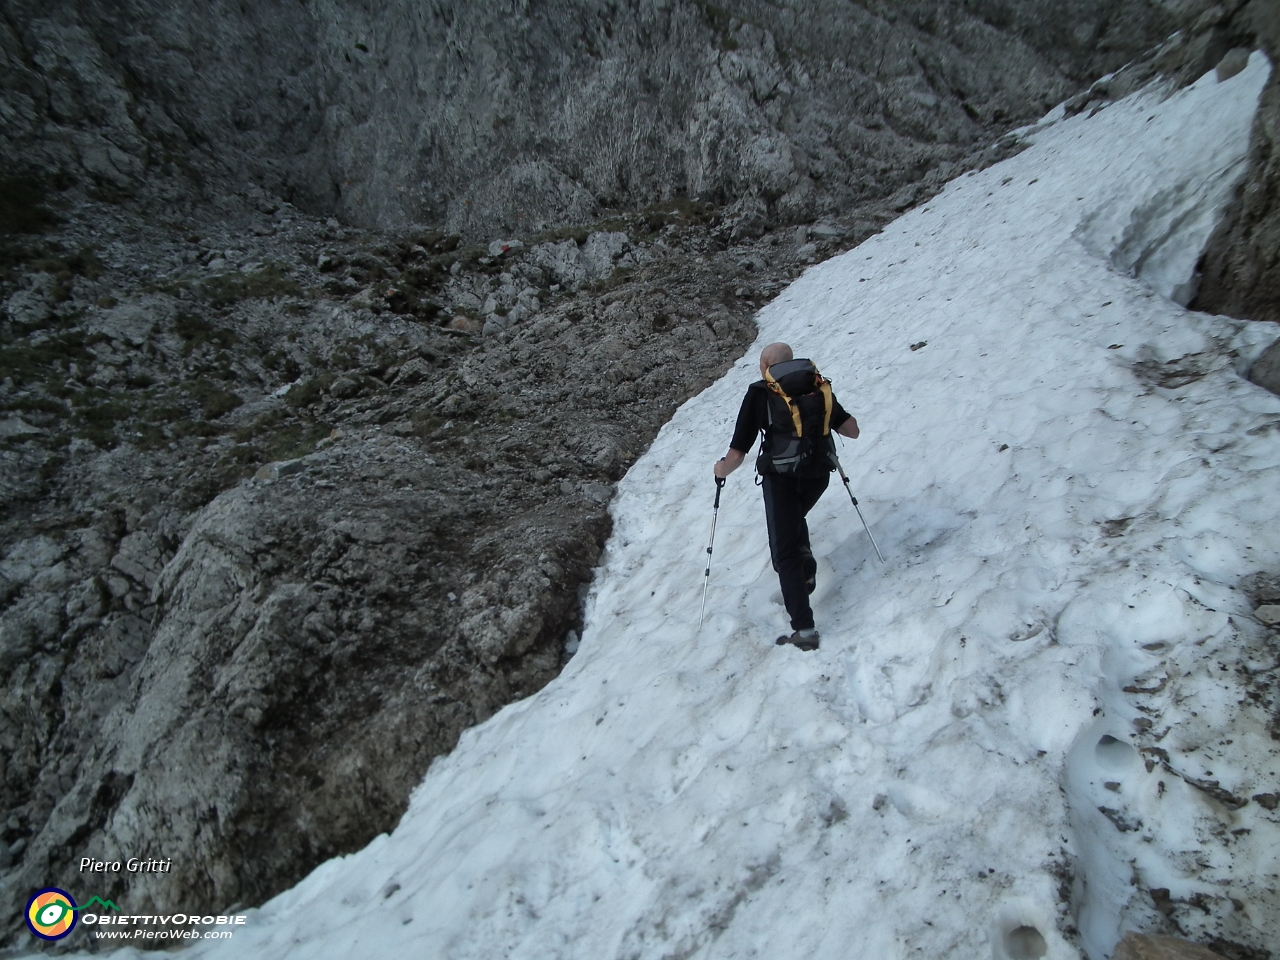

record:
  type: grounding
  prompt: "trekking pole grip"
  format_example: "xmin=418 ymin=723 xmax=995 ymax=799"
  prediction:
xmin=714 ymin=476 xmax=725 ymax=507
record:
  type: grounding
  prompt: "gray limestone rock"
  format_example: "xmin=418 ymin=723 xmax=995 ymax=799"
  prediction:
xmin=3 ymin=274 xmax=56 ymax=329
xmin=1248 ymin=337 xmax=1280 ymax=395
xmin=0 ymin=0 xmax=1214 ymax=237
xmin=1192 ymin=0 xmax=1280 ymax=321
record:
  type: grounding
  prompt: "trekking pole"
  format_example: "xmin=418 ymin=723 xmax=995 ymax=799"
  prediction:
xmin=832 ymin=455 xmax=886 ymax=563
xmin=698 ymin=477 xmax=727 ymax=630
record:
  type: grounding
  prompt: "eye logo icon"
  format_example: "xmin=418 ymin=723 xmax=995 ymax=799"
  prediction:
xmin=26 ymin=888 xmax=78 ymax=940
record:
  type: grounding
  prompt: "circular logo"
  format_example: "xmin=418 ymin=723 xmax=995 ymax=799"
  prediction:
xmin=26 ymin=888 xmax=78 ymax=941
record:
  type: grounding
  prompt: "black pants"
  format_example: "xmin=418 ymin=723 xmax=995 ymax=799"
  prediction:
xmin=760 ymin=472 xmax=829 ymax=631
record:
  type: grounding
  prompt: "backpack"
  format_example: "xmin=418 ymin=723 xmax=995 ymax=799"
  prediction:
xmin=756 ymin=358 xmax=838 ymax=476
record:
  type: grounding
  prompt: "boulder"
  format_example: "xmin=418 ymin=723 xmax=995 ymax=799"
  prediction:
xmin=328 ymin=375 xmax=361 ymax=399
xmin=394 ymin=357 xmax=437 ymax=384
xmin=0 ymin=418 xmax=44 ymax=438
xmin=4 ymin=274 xmax=56 ymax=328
xmin=1248 ymin=338 xmax=1280 ymax=396
xmin=1254 ymin=603 xmax=1280 ymax=624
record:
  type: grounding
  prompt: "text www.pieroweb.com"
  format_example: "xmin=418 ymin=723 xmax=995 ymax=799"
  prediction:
xmin=86 ymin=913 xmax=244 ymax=940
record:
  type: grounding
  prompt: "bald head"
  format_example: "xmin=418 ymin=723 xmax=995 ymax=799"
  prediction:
xmin=759 ymin=342 xmax=793 ymax=377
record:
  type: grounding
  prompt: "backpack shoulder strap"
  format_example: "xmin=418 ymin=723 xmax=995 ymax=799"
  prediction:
xmin=816 ymin=373 xmax=833 ymax=435
xmin=763 ymin=368 xmax=804 ymax=436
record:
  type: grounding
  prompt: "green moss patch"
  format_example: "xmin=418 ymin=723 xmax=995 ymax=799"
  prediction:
xmin=0 ymin=331 xmax=94 ymax=387
xmin=173 ymin=311 xmax=237 ymax=354
xmin=259 ymin=422 xmax=330 ymax=462
xmin=3 ymin=395 xmax=70 ymax=418
xmin=184 ymin=379 xmax=244 ymax=419
xmin=285 ymin=374 xmax=335 ymax=408
xmin=200 ymin=265 xmax=303 ymax=308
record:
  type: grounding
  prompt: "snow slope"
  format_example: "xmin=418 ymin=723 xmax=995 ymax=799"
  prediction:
xmin=70 ymin=54 xmax=1279 ymax=960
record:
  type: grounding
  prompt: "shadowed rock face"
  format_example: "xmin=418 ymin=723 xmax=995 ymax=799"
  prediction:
xmin=5 ymin=0 xmax=1279 ymax=948
xmin=1193 ymin=0 xmax=1280 ymax=323
xmin=2 ymin=0 xmax=1200 ymax=236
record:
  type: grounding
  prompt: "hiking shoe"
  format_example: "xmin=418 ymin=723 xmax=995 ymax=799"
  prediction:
xmin=775 ymin=629 xmax=820 ymax=651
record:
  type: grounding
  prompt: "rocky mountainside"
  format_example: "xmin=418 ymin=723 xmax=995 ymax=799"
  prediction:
xmin=2 ymin=0 xmax=1227 ymax=237
xmin=1 ymin=0 xmax=1277 ymax=947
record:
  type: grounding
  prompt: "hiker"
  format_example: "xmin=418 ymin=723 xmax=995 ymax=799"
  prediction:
xmin=713 ymin=342 xmax=860 ymax=650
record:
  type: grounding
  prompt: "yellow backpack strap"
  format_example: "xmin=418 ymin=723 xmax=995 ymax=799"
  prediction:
xmin=815 ymin=373 xmax=833 ymax=434
xmin=763 ymin=368 xmax=804 ymax=436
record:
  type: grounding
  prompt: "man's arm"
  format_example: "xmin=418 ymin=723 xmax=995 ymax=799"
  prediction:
xmin=830 ymin=395 xmax=859 ymax=439
xmin=715 ymin=386 xmax=762 ymax=478
xmin=713 ymin=448 xmax=746 ymax=478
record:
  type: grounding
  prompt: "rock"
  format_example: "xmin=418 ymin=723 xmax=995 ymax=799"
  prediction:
xmin=580 ymin=232 xmax=631 ymax=282
xmin=1216 ymin=47 xmax=1252 ymax=82
xmin=581 ymin=482 xmax=612 ymax=503
xmin=0 ymin=418 xmax=44 ymax=438
xmin=487 ymin=239 xmax=524 ymax=257
xmin=528 ymin=239 xmax=586 ymax=289
xmin=394 ymin=357 xmax=437 ymax=384
xmin=254 ymin=459 xmax=305 ymax=482
xmin=4 ymin=274 xmax=56 ymax=328
xmin=1254 ymin=603 xmax=1280 ymax=624
xmin=0 ymin=537 xmax=65 ymax=585
xmin=1193 ymin=4 xmax=1280 ymax=321
xmin=328 ymin=375 xmax=360 ymax=399
xmin=725 ymin=195 xmax=768 ymax=240
xmin=0 ymin=590 xmax=66 ymax=672
xmin=447 ymin=314 xmax=482 ymax=333
xmin=85 ymin=295 xmax=169 ymax=345
xmin=889 ymin=182 xmax=924 ymax=211
xmin=64 ymin=578 xmax=105 ymax=619
xmin=0 ymin=0 xmax=1209 ymax=240
xmin=109 ymin=531 xmax=164 ymax=591
xmin=1248 ymin=339 xmax=1280 ymax=396
xmin=1111 ymin=933 xmax=1226 ymax=960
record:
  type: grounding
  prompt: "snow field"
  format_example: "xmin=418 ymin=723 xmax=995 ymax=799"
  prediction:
xmin=72 ymin=52 xmax=1279 ymax=960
